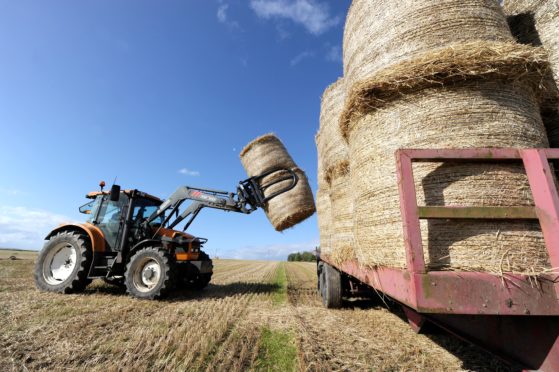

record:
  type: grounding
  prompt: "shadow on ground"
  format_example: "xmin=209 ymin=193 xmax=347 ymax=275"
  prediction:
xmin=83 ymin=280 xmax=281 ymax=301
xmin=341 ymin=296 xmax=513 ymax=372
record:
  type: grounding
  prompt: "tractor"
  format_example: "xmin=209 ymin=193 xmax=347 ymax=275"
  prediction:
xmin=34 ymin=168 xmax=297 ymax=299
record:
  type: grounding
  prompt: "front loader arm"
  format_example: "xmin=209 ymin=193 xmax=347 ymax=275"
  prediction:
xmin=147 ymin=167 xmax=298 ymax=232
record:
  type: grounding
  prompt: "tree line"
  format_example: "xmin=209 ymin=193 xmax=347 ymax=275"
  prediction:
xmin=287 ymin=251 xmax=316 ymax=262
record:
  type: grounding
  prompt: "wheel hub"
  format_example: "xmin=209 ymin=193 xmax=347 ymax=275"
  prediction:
xmin=133 ymin=259 xmax=162 ymax=292
xmin=42 ymin=243 xmax=78 ymax=285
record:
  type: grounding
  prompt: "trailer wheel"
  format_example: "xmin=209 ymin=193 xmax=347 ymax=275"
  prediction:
xmin=321 ymin=263 xmax=342 ymax=309
xmin=34 ymin=231 xmax=92 ymax=294
xmin=125 ymin=247 xmax=176 ymax=300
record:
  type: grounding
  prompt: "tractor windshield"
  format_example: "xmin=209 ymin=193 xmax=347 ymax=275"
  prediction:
xmin=86 ymin=194 xmax=130 ymax=250
xmin=84 ymin=194 xmax=129 ymax=224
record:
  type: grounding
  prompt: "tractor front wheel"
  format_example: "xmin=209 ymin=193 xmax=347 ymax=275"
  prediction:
xmin=125 ymin=247 xmax=176 ymax=300
xmin=34 ymin=231 xmax=92 ymax=294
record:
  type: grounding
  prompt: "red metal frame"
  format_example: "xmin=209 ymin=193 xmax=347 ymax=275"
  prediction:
xmin=320 ymin=148 xmax=559 ymax=370
xmin=396 ymin=148 xmax=559 ymax=310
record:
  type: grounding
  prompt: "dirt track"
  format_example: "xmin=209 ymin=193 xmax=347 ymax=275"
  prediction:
xmin=0 ymin=255 xmax=509 ymax=371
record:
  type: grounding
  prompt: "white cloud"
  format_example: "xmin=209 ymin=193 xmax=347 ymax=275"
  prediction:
xmin=325 ymin=44 xmax=342 ymax=63
xmin=178 ymin=168 xmax=201 ymax=177
xmin=217 ymin=2 xmax=241 ymax=30
xmin=230 ymin=239 xmax=319 ymax=260
xmin=290 ymin=50 xmax=314 ymax=66
xmin=217 ymin=4 xmax=229 ymax=23
xmin=0 ymin=206 xmax=74 ymax=250
xmin=250 ymin=0 xmax=339 ymax=35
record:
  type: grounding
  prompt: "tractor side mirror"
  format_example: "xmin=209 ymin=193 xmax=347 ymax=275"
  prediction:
xmin=110 ymin=184 xmax=121 ymax=202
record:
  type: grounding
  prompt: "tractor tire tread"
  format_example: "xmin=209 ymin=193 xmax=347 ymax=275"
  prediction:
xmin=125 ymin=246 xmax=176 ymax=300
xmin=34 ymin=230 xmax=92 ymax=294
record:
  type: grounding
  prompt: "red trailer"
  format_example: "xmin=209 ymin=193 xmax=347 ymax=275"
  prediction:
xmin=317 ymin=148 xmax=559 ymax=371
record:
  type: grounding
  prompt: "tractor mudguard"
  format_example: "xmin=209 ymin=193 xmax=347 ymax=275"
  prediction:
xmin=45 ymin=223 xmax=105 ymax=253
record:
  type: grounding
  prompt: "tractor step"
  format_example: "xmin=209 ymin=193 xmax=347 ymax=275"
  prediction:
xmin=88 ymin=253 xmax=117 ymax=278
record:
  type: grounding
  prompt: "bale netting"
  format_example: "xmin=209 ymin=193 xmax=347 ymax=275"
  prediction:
xmin=347 ymin=80 xmax=551 ymax=274
xmin=343 ymin=0 xmax=513 ymax=85
xmin=240 ymin=134 xmax=316 ymax=231
xmin=340 ymin=41 xmax=550 ymax=134
xmin=326 ymin=161 xmax=355 ymax=266
xmin=316 ymin=187 xmax=332 ymax=256
xmin=318 ymin=78 xmax=348 ymax=169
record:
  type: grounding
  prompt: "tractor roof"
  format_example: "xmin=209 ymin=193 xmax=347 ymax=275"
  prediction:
xmin=86 ymin=190 xmax=163 ymax=203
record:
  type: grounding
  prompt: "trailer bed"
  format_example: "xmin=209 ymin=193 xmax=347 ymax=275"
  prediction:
xmin=319 ymin=149 xmax=559 ymax=371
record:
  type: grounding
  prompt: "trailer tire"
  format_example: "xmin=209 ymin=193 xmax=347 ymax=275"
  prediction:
xmin=125 ymin=246 xmax=176 ymax=300
xmin=34 ymin=231 xmax=92 ymax=294
xmin=322 ymin=263 xmax=342 ymax=309
xmin=316 ymin=263 xmax=323 ymax=297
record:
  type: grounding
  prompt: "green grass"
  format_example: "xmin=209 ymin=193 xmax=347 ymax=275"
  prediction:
xmin=255 ymin=327 xmax=297 ymax=372
xmin=271 ymin=263 xmax=288 ymax=305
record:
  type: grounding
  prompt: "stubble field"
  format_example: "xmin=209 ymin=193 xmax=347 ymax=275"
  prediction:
xmin=0 ymin=250 xmax=509 ymax=371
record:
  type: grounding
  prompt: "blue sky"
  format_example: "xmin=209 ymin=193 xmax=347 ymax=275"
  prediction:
xmin=0 ymin=0 xmax=351 ymax=260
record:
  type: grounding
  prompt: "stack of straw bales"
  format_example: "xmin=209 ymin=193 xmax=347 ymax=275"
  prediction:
xmin=343 ymin=0 xmax=513 ymax=85
xmin=316 ymin=0 xmax=554 ymax=274
xmin=316 ymin=79 xmax=355 ymax=265
xmin=241 ymin=134 xmax=315 ymax=231
xmin=504 ymin=0 xmax=559 ymax=147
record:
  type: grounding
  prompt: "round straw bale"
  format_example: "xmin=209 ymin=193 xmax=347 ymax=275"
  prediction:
xmin=240 ymin=134 xmax=316 ymax=231
xmin=316 ymin=187 xmax=332 ymax=256
xmin=318 ymin=78 xmax=348 ymax=169
xmin=327 ymin=161 xmax=355 ymax=266
xmin=505 ymin=1 xmax=559 ymax=154
xmin=315 ymin=131 xmax=329 ymax=190
xmin=343 ymin=0 xmax=513 ymax=85
xmin=504 ymin=0 xmax=559 ymax=82
xmin=240 ymin=134 xmax=297 ymax=173
xmin=348 ymin=79 xmax=550 ymax=273
xmin=340 ymin=41 xmax=550 ymax=136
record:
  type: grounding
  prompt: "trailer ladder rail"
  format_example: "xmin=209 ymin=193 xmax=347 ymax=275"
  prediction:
xmin=396 ymin=148 xmax=559 ymax=295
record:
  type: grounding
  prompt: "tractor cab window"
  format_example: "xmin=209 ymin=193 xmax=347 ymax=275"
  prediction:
xmin=132 ymin=199 xmax=164 ymax=227
xmin=87 ymin=194 xmax=129 ymax=224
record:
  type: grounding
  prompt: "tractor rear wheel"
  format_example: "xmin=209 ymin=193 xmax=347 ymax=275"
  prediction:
xmin=321 ymin=263 xmax=342 ymax=309
xmin=34 ymin=231 xmax=92 ymax=294
xmin=125 ymin=247 xmax=176 ymax=299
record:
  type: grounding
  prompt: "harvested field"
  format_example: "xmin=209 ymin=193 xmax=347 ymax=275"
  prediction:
xmin=1 ymin=251 xmax=510 ymax=371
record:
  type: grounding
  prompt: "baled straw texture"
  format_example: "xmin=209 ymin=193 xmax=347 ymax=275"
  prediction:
xmin=327 ymin=161 xmax=356 ymax=266
xmin=340 ymin=41 xmax=550 ymax=136
xmin=505 ymin=1 xmax=559 ymax=154
xmin=348 ymin=79 xmax=550 ymax=273
xmin=343 ymin=0 xmax=513 ymax=85
xmin=240 ymin=134 xmax=316 ymax=231
xmin=315 ymin=132 xmax=328 ymax=190
xmin=504 ymin=0 xmax=559 ymax=82
xmin=318 ymin=78 xmax=348 ymax=177
xmin=316 ymin=187 xmax=332 ymax=256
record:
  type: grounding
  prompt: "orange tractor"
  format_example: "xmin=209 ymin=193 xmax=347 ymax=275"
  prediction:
xmin=35 ymin=170 xmax=297 ymax=299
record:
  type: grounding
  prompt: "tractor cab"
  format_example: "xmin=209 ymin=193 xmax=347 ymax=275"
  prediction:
xmin=79 ymin=186 xmax=164 ymax=252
